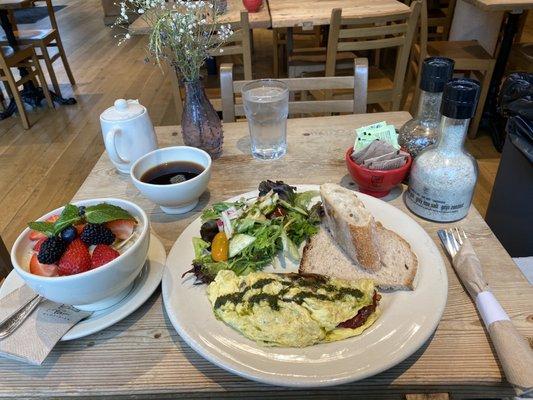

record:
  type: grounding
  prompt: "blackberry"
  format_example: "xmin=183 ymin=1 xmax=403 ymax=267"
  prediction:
xmin=60 ymin=226 xmax=77 ymax=243
xmin=37 ymin=237 xmax=66 ymax=264
xmin=80 ymin=223 xmax=115 ymax=245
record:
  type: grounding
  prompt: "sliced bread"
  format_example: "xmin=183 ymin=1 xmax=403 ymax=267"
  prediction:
xmin=299 ymin=223 xmax=418 ymax=291
xmin=320 ymin=183 xmax=381 ymax=271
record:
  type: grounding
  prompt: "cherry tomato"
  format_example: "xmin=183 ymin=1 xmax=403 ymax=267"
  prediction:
xmin=211 ymin=232 xmax=229 ymax=261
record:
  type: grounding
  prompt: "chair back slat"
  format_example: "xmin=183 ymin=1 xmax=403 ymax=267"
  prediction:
xmin=220 ymin=58 xmax=369 ymax=122
xmin=337 ymin=37 xmax=405 ymax=52
xmin=338 ymin=23 xmax=409 ymax=39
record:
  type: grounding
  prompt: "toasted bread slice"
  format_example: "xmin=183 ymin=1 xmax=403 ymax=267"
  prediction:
xmin=320 ymin=183 xmax=381 ymax=271
xmin=299 ymin=224 xmax=418 ymax=291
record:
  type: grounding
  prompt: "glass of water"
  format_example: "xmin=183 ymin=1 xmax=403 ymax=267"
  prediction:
xmin=242 ymin=79 xmax=289 ymax=160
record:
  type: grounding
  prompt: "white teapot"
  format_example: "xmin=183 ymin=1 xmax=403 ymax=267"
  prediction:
xmin=100 ymin=99 xmax=158 ymax=174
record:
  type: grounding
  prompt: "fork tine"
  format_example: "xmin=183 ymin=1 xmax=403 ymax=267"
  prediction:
xmin=448 ymin=228 xmax=460 ymax=254
xmin=445 ymin=229 xmax=456 ymax=256
xmin=461 ymin=228 xmax=467 ymax=240
xmin=455 ymin=227 xmax=463 ymax=245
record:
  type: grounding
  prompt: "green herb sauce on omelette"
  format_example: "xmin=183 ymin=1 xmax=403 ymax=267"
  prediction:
xmin=207 ymin=270 xmax=380 ymax=347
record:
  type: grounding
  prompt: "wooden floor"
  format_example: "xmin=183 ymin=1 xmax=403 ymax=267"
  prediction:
xmin=0 ymin=0 xmax=529 ymax=249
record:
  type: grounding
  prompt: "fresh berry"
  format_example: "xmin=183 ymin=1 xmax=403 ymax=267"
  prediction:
xmin=58 ymin=239 xmax=91 ymax=276
xmin=106 ymin=219 xmax=136 ymax=240
xmin=37 ymin=237 xmax=66 ymax=264
xmin=60 ymin=226 xmax=77 ymax=243
xmin=78 ymin=206 xmax=86 ymax=216
xmin=80 ymin=223 xmax=115 ymax=245
xmin=29 ymin=254 xmax=58 ymax=277
xmin=29 ymin=215 xmax=59 ymax=241
xmin=74 ymin=223 xmax=85 ymax=235
xmin=33 ymin=237 xmax=46 ymax=252
xmin=91 ymin=244 xmax=120 ymax=269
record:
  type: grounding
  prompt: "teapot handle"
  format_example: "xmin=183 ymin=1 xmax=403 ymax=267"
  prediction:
xmin=105 ymin=128 xmax=129 ymax=165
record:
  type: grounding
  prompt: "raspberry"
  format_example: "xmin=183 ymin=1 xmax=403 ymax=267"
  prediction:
xmin=80 ymin=223 xmax=115 ymax=246
xmin=37 ymin=237 xmax=66 ymax=264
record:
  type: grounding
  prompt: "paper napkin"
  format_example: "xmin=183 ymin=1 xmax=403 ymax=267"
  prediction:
xmin=0 ymin=285 xmax=91 ymax=365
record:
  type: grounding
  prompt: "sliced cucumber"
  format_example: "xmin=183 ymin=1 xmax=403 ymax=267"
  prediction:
xmin=229 ymin=234 xmax=256 ymax=258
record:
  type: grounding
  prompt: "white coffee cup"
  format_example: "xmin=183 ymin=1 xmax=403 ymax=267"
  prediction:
xmin=130 ymin=146 xmax=212 ymax=214
xmin=100 ymin=99 xmax=158 ymax=174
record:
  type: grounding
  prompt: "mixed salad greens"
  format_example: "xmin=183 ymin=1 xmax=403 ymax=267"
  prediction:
xmin=183 ymin=181 xmax=323 ymax=284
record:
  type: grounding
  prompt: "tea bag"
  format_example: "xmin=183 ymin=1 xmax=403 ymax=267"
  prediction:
xmin=351 ymin=140 xmax=408 ymax=170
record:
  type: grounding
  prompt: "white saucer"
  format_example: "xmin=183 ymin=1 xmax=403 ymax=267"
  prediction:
xmin=0 ymin=234 xmax=166 ymax=341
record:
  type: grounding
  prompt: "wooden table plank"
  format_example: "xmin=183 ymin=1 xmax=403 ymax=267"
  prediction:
xmin=129 ymin=0 xmax=271 ymax=35
xmin=0 ymin=112 xmax=531 ymax=399
xmin=462 ymin=0 xmax=533 ymax=10
xmin=268 ymin=0 xmax=410 ymax=28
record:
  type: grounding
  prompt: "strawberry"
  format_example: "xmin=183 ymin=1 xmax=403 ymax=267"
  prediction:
xmin=33 ymin=237 xmax=46 ymax=252
xmin=106 ymin=219 xmax=136 ymax=240
xmin=58 ymin=238 xmax=91 ymax=276
xmin=29 ymin=254 xmax=58 ymax=277
xmin=91 ymin=244 xmax=120 ymax=269
xmin=29 ymin=214 xmax=60 ymax=241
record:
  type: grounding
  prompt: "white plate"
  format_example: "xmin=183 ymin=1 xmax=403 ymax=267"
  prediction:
xmin=0 ymin=234 xmax=166 ymax=341
xmin=162 ymin=185 xmax=447 ymax=387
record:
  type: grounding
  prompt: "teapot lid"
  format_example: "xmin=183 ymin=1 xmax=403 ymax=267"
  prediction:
xmin=101 ymin=99 xmax=145 ymax=121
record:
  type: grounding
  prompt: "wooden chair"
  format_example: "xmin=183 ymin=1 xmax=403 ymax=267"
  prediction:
xmin=288 ymin=1 xmax=421 ymax=112
xmin=167 ymin=11 xmax=252 ymax=123
xmin=0 ymin=235 xmax=12 ymax=279
xmin=0 ymin=45 xmax=54 ymax=129
xmin=425 ymin=0 xmax=456 ymax=41
xmin=1 ymin=0 xmax=75 ymax=97
xmin=219 ymin=58 xmax=368 ymax=123
xmin=405 ymin=0 xmax=495 ymax=138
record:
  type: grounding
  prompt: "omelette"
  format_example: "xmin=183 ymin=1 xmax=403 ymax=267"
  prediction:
xmin=207 ymin=270 xmax=380 ymax=347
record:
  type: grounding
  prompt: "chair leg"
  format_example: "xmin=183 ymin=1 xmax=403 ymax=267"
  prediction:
xmin=6 ymin=75 xmax=30 ymax=129
xmin=272 ymin=29 xmax=279 ymax=78
xmin=55 ymin=35 xmax=76 ymax=86
xmin=40 ymin=43 xmax=61 ymax=97
xmin=32 ymin=53 xmax=54 ymax=109
xmin=468 ymin=63 xmax=495 ymax=139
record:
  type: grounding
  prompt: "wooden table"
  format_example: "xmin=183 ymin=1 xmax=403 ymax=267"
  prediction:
xmin=268 ymin=0 xmax=410 ymax=28
xmin=0 ymin=0 xmax=31 ymax=9
xmin=0 ymin=112 xmax=532 ymax=399
xmin=129 ymin=0 xmax=271 ymax=35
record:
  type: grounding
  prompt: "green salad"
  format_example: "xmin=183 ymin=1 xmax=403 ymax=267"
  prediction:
xmin=183 ymin=181 xmax=323 ymax=284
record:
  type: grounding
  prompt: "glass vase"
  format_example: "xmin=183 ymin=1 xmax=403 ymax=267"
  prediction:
xmin=181 ymin=78 xmax=223 ymax=159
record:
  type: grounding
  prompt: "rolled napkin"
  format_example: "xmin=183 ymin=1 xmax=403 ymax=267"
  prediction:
xmin=453 ymin=239 xmax=533 ymax=397
xmin=351 ymin=140 xmax=409 ymax=170
xmin=0 ymin=285 xmax=91 ymax=365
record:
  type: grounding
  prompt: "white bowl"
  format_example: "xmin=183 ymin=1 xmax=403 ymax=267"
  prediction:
xmin=130 ymin=146 xmax=212 ymax=214
xmin=10 ymin=198 xmax=150 ymax=311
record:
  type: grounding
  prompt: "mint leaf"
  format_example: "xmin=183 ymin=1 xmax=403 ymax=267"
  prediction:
xmin=85 ymin=203 xmax=135 ymax=224
xmin=53 ymin=204 xmax=82 ymax=235
xmin=28 ymin=221 xmax=55 ymax=237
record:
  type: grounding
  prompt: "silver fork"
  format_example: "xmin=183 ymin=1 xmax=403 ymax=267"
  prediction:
xmin=0 ymin=295 xmax=43 ymax=340
xmin=437 ymin=227 xmax=467 ymax=258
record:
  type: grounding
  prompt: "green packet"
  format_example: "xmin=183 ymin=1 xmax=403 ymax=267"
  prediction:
xmin=354 ymin=121 xmax=400 ymax=152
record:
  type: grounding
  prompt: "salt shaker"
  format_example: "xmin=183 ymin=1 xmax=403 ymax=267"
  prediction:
xmin=398 ymin=57 xmax=454 ymax=158
xmin=405 ymin=78 xmax=481 ymax=222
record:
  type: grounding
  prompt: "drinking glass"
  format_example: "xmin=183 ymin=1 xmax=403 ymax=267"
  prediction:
xmin=242 ymin=79 xmax=289 ymax=160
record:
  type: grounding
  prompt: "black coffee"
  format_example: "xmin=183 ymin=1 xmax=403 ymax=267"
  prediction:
xmin=140 ymin=161 xmax=204 ymax=185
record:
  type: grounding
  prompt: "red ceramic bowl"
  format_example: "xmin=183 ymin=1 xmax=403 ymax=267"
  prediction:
xmin=345 ymin=146 xmax=412 ymax=198
xmin=242 ymin=0 xmax=262 ymax=12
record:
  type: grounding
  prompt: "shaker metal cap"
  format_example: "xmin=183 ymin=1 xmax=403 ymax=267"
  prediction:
xmin=440 ymin=78 xmax=481 ymax=119
xmin=420 ymin=57 xmax=454 ymax=93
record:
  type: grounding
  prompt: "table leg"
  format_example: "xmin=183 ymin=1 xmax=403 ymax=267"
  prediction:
xmin=0 ymin=9 xmax=76 ymax=122
xmin=480 ymin=10 xmax=523 ymax=151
